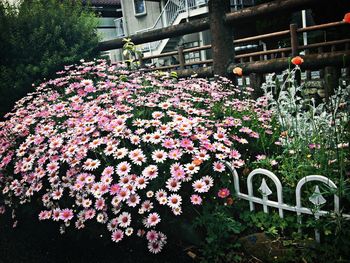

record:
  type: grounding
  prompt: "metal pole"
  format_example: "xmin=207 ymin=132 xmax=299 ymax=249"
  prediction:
xmin=302 ymin=10 xmax=308 ymax=47
xmin=185 ymin=0 xmax=189 ymax=21
xmin=199 ymin=31 xmax=207 ymax=61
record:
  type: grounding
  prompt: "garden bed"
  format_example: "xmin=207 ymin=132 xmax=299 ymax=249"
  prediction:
xmin=0 ymin=59 xmax=349 ymax=262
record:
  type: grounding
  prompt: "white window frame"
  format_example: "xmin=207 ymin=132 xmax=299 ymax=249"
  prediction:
xmin=132 ymin=0 xmax=147 ymax=17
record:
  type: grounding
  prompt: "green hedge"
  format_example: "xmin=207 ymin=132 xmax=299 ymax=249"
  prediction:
xmin=0 ymin=0 xmax=100 ymax=118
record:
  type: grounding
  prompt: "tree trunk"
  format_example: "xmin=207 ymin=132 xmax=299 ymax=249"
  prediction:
xmin=208 ymin=0 xmax=235 ymax=78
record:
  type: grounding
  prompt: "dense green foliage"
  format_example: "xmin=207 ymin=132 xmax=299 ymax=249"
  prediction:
xmin=0 ymin=0 xmax=100 ymax=118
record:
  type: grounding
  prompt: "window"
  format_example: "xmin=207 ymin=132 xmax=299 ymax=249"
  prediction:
xmin=133 ymin=0 xmax=146 ymax=16
xmin=183 ymin=41 xmax=201 ymax=64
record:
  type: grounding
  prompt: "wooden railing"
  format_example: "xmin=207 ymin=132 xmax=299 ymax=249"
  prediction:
xmin=138 ymin=20 xmax=349 ymax=74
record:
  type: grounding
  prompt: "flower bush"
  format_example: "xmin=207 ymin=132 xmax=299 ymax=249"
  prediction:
xmin=0 ymin=59 xmax=277 ymax=253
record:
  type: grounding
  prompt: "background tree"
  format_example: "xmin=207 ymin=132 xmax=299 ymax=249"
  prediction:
xmin=0 ymin=0 xmax=100 ymax=118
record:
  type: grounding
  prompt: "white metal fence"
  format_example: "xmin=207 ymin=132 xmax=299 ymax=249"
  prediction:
xmin=223 ymin=161 xmax=350 ymax=243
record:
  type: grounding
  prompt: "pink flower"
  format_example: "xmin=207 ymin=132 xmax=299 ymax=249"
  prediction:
xmin=146 ymin=230 xmax=159 ymax=242
xmin=145 ymin=212 xmax=161 ymax=228
xmin=218 ymin=188 xmax=230 ymax=198
xmin=256 ymin=154 xmax=266 ymax=161
xmin=38 ymin=210 xmax=52 ymax=220
xmin=148 ymin=241 xmax=163 ymax=254
xmin=59 ymin=208 xmax=74 ymax=222
xmin=0 ymin=206 xmax=6 ymax=214
xmin=190 ymin=194 xmax=202 ymax=205
xmin=116 ymin=161 xmax=131 ymax=176
xmin=213 ymin=161 xmax=225 ymax=172
xmin=111 ymin=229 xmax=124 ymax=243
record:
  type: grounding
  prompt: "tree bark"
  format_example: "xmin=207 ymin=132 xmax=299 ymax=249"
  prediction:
xmin=209 ymin=0 xmax=234 ymax=77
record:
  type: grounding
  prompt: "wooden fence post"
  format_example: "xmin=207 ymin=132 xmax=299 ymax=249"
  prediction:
xmin=178 ymin=45 xmax=185 ymax=70
xmin=290 ymin=24 xmax=301 ymax=84
xmin=305 ymin=49 xmax=311 ymax=80
xmin=138 ymin=53 xmax=145 ymax=68
xmin=208 ymin=0 xmax=235 ymax=78
xmin=249 ymin=73 xmax=265 ymax=99
xmin=324 ymin=45 xmax=340 ymax=101
xmin=345 ymin=43 xmax=350 ymax=78
xmin=290 ymin=23 xmax=299 ymax=57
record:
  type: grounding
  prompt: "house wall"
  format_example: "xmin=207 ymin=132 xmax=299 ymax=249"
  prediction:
xmin=97 ymin=17 xmax=123 ymax=62
xmin=121 ymin=0 xmax=162 ymax=35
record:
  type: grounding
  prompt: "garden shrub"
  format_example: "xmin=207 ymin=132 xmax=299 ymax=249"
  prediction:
xmin=243 ymin=65 xmax=350 ymax=262
xmin=0 ymin=59 xmax=278 ymax=254
xmin=0 ymin=0 xmax=100 ymax=118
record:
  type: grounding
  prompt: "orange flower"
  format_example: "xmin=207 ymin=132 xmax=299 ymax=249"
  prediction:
xmin=192 ymin=159 xmax=203 ymax=166
xmin=226 ymin=197 xmax=234 ymax=206
xmin=291 ymin=56 xmax=304 ymax=66
xmin=232 ymin=67 xmax=243 ymax=76
xmin=343 ymin=12 xmax=350 ymax=23
xmin=280 ymin=130 xmax=288 ymax=138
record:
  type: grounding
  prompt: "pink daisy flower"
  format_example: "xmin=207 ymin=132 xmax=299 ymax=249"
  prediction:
xmin=118 ymin=187 xmax=131 ymax=201
xmin=146 ymin=230 xmax=159 ymax=242
xmin=167 ymin=194 xmax=182 ymax=209
xmin=38 ymin=210 xmax=52 ymax=220
xmin=46 ymin=161 xmax=59 ymax=173
xmin=113 ymin=147 xmax=128 ymax=159
xmin=135 ymin=176 xmax=148 ymax=190
xmin=229 ymin=149 xmax=241 ymax=159
xmin=84 ymin=209 xmax=96 ymax=220
xmin=152 ymin=149 xmax=168 ymax=163
xmin=142 ymin=165 xmax=158 ymax=179
xmin=126 ymin=194 xmax=140 ymax=207
xmin=102 ymin=166 xmax=114 ymax=177
xmin=111 ymin=229 xmax=124 ymax=243
xmin=168 ymin=149 xmax=183 ymax=160
xmin=218 ymin=188 xmax=230 ymax=198
xmin=190 ymin=194 xmax=202 ymax=205
xmin=116 ymin=161 xmax=131 ymax=176
xmin=213 ymin=161 xmax=225 ymax=172
xmin=118 ymin=212 xmax=131 ymax=228
xmin=95 ymin=198 xmax=106 ymax=210
xmin=162 ymin=139 xmax=175 ymax=149
xmin=192 ymin=180 xmax=209 ymax=193
xmin=109 ymin=184 xmax=121 ymax=195
xmin=166 ymin=178 xmax=181 ymax=192
xmin=184 ymin=163 xmax=200 ymax=175
xmin=141 ymin=200 xmax=154 ymax=212
xmin=145 ymin=212 xmax=161 ymax=228
xmin=256 ymin=154 xmax=266 ymax=161
xmin=51 ymin=188 xmax=63 ymax=200
xmin=148 ymin=241 xmax=163 ymax=254
xmin=59 ymin=208 xmax=74 ymax=222
xmin=52 ymin=209 xmax=61 ymax=221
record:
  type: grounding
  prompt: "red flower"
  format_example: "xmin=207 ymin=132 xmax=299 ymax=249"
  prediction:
xmin=291 ymin=56 xmax=304 ymax=66
xmin=343 ymin=13 xmax=350 ymax=23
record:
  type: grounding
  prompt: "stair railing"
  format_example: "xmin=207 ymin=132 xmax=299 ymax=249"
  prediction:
xmin=135 ymin=0 xmax=208 ymax=53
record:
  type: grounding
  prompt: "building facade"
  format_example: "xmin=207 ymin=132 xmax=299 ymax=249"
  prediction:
xmin=117 ymin=0 xmax=257 ymax=66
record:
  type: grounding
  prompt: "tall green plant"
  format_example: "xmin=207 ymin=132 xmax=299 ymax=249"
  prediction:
xmin=0 ymin=0 xmax=100 ymax=118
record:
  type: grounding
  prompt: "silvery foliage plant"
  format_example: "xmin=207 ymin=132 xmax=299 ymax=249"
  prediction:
xmin=261 ymin=67 xmax=350 ymax=148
